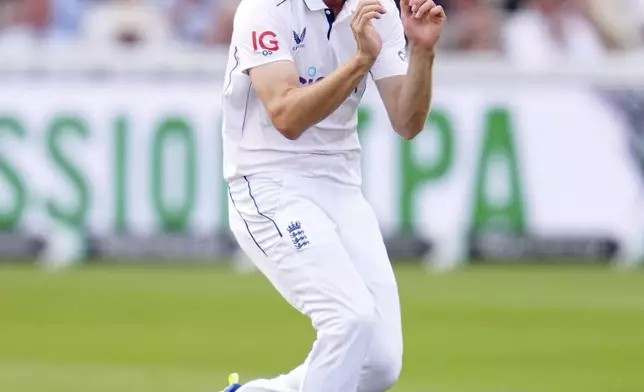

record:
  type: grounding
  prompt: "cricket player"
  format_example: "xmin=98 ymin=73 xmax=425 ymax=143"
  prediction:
xmin=221 ymin=0 xmax=445 ymax=391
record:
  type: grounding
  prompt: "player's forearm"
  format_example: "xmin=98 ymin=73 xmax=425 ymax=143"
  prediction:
xmin=394 ymin=44 xmax=435 ymax=140
xmin=269 ymin=55 xmax=373 ymax=140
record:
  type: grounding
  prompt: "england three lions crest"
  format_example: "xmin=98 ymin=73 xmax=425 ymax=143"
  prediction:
xmin=287 ymin=221 xmax=310 ymax=251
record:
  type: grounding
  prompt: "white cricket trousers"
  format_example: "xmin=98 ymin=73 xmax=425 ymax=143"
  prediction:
xmin=228 ymin=173 xmax=403 ymax=392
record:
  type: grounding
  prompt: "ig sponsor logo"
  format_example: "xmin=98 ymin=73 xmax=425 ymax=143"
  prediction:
xmin=252 ymin=31 xmax=279 ymax=56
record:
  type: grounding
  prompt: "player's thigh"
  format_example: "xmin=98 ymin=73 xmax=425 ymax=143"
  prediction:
xmin=228 ymin=175 xmax=285 ymax=259
xmin=334 ymin=193 xmax=402 ymax=348
xmin=228 ymin=176 xmax=374 ymax=325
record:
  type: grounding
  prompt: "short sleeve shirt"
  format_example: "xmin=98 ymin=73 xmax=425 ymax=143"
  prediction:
xmin=222 ymin=0 xmax=408 ymax=186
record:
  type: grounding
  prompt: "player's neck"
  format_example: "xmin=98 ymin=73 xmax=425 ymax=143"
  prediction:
xmin=323 ymin=0 xmax=345 ymax=16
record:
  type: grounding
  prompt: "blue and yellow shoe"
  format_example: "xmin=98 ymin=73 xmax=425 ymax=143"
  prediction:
xmin=221 ymin=373 xmax=242 ymax=392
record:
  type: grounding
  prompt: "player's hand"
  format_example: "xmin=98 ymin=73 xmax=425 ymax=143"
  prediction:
xmin=352 ymin=0 xmax=385 ymax=65
xmin=400 ymin=0 xmax=446 ymax=53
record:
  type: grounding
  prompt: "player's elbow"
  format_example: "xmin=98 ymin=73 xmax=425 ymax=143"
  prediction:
xmin=396 ymin=113 xmax=428 ymax=141
xmin=399 ymin=129 xmax=419 ymax=141
xmin=396 ymin=124 xmax=423 ymax=141
xmin=276 ymin=125 xmax=302 ymax=141
xmin=268 ymin=105 xmax=303 ymax=140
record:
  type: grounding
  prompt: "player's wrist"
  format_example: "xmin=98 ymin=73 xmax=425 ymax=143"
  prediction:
xmin=354 ymin=52 xmax=377 ymax=71
xmin=409 ymin=41 xmax=437 ymax=61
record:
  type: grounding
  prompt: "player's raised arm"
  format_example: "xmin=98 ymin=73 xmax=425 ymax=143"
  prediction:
xmin=244 ymin=1 xmax=386 ymax=140
xmin=373 ymin=0 xmax=446 ymax=140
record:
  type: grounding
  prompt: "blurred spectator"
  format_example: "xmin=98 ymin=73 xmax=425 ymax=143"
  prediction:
xmin=161 ymin=0 xmax=239 ymax=46
xmin=50 ymin=0 xmax=84 ymax=37
xmin=638 ymin=0 xmax=644 ymax=41
xmin=0 ymin=0 xmax=641 ymax=52
xmin=583 ymin=0 xmax=644 ymax=49
xmin=439 ymin=0 xmax=502 ymax=53
xmin=0 ymin=0 xmax=52 ymax=45
xmin=210 ymin=0 xmax=239 ymax=45
xmin=82 ymin=0 xmax=171 ymax=49
xmin=0 ymin=0 xmax=84 ymax=46
xmin=0 ymin=0 xmax=19 ymax=33
xmin=502 ymin=0 xmax=606 ymax=68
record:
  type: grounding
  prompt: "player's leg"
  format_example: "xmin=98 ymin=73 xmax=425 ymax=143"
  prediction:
xmin=332 ymin=188 xmax=403 ymax=392
xmin=228 ymin=175 xmax=376 ymax=392
xmin=266 ymin=184 xmax=403 ymax=392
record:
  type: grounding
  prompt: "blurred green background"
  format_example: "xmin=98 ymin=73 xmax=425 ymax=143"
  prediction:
xmin=2 ymin=263 xmax=644 ymax=392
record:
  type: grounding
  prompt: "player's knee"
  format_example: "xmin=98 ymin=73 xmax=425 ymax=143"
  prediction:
xmin=336 ymin=301 xmax=377 ymax=337
xmin=367 ymin=348 xmax=403 ymax=391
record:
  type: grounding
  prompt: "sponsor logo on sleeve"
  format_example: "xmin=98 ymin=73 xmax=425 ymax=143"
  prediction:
xmin=252 ymin=31 xmax=280 ymax=56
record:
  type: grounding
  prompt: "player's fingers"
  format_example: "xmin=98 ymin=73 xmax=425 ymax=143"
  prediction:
xmin=429 ymin=4 xmax=446 ymax=21
xmin=413 ymin=0 xmax=436 ymax=19
xmin=353 ymin=1 xmax=385 ymax=25
xmin=409 ymin=0 xmax=425 ymax=14
xmin=354 ymin=5 xmax=386 ymax=30
xmin=400 ymin=0 xmax=412 ymax=18
xmin=354 ymin=0 xmax=382 ymax=19
xmin=359 ymin=3 xmax=386 ymax=17
xmin=357 ymin=10 xmax=383 ymax=30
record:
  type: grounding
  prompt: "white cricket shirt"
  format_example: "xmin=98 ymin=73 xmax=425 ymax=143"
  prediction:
xmin=222 ymin=0 xmax=408 ymax=186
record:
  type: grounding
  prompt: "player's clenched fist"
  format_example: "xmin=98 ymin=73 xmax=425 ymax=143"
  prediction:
xmin=400 ymin=0 xmax=446 ymax=52
xmin=352 ymin=0 xmax=385 ymax=64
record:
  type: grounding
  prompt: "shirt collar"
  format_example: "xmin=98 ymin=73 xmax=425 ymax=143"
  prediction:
xmin=304 ymin=0 xmax=356 ymax=12
xmin=304 ymin=0 xmax=327 ymax=11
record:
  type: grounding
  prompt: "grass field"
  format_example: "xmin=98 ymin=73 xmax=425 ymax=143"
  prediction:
xmin=1 ymin=263 xmax=644 ymax=392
